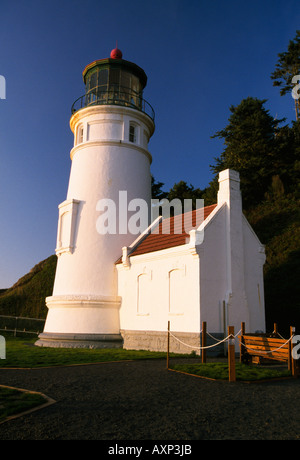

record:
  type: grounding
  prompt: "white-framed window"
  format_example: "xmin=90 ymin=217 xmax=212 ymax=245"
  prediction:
xmin=77 ymin=124 xmax=84 ymax=144
xmin=55 ymin=199 xmax=80 ymax=255
xmin=136 ymin=269 xmax=152 ymax=315
xmin=129 ymin=123 xmax=136 ymax=143
xmin=168 ymin=268 xmax=186 ymax=315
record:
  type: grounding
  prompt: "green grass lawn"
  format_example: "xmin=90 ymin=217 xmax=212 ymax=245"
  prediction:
xmin=0 ymin=335 xmax=183 ymax=368
xmin=0 ymin=386 xmax=48 ymax=422
xmin=171 ymin=362 xmax=292 ymax=381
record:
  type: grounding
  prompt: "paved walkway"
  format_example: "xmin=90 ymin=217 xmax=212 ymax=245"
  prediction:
xmin=0 ymin=360 xmax=300 ymax=440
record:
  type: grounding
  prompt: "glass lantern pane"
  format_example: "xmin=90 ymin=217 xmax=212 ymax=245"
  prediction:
xmin=121 ymin=71 xmax=130 ymax=91
xmin=89 ymin=71 xmax=98 ymax=91
xmin=98 ymin=68 xmax=108 ymax=89
xmin=109 ymin=68 xmax=120 ymax=87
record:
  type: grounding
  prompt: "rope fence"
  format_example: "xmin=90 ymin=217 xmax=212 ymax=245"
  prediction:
xmin=167 ymin=321 xmax=238 ymax=381
xmin=166 ymin=321 xmax=299 ymax=381
xmin=169 ymin=330 xmax=234 ymax=350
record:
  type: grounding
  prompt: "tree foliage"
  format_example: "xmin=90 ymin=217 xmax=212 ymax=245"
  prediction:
xmin=151 ymin=175 xmax=167 ymax=200
xmin=167 ymin=181 xmax=203 ymax=209
xmin=271 ymin=30 xmax=300 ymax=120
xmin=152 ymin=177 xmax=203 ymax=211
xmin=209 ymin=97 xmax=285 ymax=208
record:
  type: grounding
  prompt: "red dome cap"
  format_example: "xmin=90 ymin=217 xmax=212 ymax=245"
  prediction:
xmin=110 ymin=47 xmax=123 ymax=59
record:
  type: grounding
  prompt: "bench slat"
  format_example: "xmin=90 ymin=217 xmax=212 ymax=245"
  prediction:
xmin=240 ymin=334 xmax=290 ymax=362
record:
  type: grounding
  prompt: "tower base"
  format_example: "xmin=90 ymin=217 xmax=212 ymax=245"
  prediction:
xmin=35 ymin=294 xmax=123 ymax=349
xmin=35 ymin=332 xmax=123 ymax=349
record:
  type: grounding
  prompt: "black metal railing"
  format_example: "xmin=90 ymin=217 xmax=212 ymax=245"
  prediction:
xmin=71 ymin=86 xmax=155 ymax=122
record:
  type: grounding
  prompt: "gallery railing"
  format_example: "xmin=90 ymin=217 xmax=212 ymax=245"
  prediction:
xmin=71 ymin=86 xmax=155 ymax=122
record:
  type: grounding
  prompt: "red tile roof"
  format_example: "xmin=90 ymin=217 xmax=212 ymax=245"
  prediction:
xmin=116 ymin=203 xmax=217 ymax=263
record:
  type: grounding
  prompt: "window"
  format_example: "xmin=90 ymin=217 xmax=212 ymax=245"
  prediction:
xmin=169 ymin=268 xmax=185 ymax=315
xmin=98 ymin=68 xmax=108 ymax=88
xmin=129 ymin=124 xmax=136 ymax=143
xmin=137 ymin=272 xmax=151 ymax=315
xmin=109 ymin=68 xmax=120 ymax=91
xmin=89 ymin=71 xmax=98 ymax=91
xmin=120 ymin=71 xmax=130 ymax=91
xmin=56 ymin=199 xmax=80 ymax=255
xmin=131 ymin=75 xmax=140 ymax=95
xmin=77 ymin=125 xmax=84 ymax=144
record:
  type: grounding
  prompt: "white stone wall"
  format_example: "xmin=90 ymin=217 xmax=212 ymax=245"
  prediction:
xmin=117 ymin=246 xmax=201 ymax=335
xmin=198 ymin=204 xmax=228 ymax=333
xmin=242 ymin=216 xmax=266 ymax=332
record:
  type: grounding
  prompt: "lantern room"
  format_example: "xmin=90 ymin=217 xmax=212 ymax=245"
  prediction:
xmin=71 ymin=47 xmax=154 ymax=121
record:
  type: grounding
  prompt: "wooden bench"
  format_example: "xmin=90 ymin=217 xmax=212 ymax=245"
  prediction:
xmin=239 ymin=323 xmax=299 ymax=378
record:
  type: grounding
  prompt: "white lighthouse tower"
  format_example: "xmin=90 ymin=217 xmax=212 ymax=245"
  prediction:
xmin=37 ymin=47 xmax=155 ymax=348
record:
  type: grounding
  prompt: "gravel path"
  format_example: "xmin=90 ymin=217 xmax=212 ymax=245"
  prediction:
xmin=0 ymin=359 xmax=300 ymax=440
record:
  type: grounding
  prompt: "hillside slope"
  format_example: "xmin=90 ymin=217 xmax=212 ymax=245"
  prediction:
xmin=0 ymin=255 xmax=57 ymax=319
xmin=245 ymin=195 xmax=300 ymax=335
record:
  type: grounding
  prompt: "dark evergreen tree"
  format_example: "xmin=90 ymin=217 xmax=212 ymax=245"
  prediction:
xmin=271 ymin=30 xmax=300 ymax=121
xmin=151 ymin=175 xmax=167 ymax=200
xmin=210 ymin=97 xmax=284 ymax=208
xmin=167 ymin=180 xmax=203 ymax=210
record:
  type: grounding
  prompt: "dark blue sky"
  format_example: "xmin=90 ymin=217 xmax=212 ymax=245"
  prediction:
xmin=1 ymin=0 xmax=299 ymax=288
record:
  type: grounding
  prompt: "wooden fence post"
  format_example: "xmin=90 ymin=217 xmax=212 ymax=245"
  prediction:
xmin=201 ymin=321 xmax=206 ymax=364
xmin=288 ymin=326 xmax=293 ymax=372
xmin=223 ymin=301 xmax=227 ymax=356
xmin=14 ymin=316 xmax=18 ymax=337
xmin=167 ymin=321 xmax=170 ymax=369
xmin=289 ymin=326 xmax=296 ymax=377
xmin=274 ymin=323 xmax=278 ymax=336
xmin=240 ymin=322 xmax=245 ymax=363
xmin=228 ymin=326 xmax=236 ymax=382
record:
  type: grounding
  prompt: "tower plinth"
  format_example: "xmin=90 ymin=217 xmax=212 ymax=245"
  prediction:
xmin=36 ymin=49 xmax=155 ymax=348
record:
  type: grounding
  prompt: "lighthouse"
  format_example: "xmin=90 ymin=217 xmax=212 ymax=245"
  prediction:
xmin=37 ymin=48 xmax=155 ymax=348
